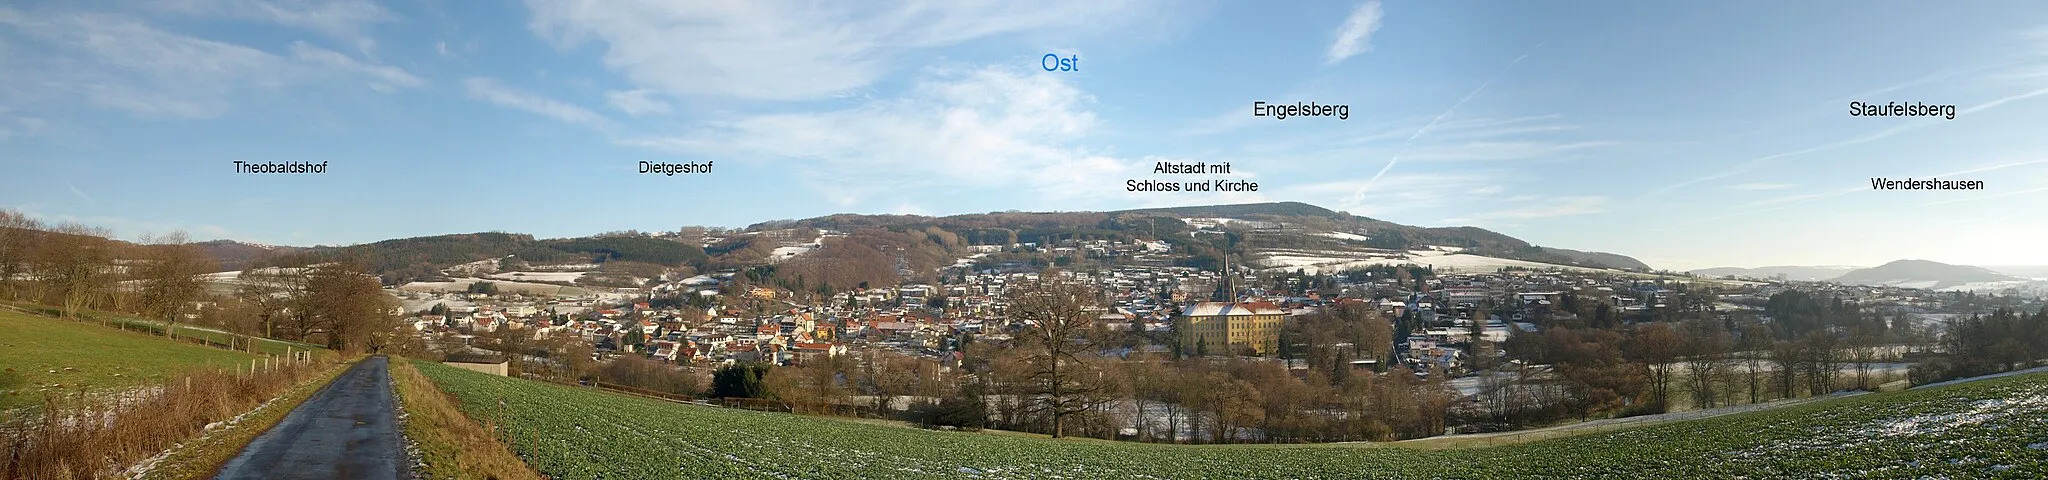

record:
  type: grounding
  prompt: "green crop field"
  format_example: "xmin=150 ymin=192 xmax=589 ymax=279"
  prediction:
xmin=416 ymin=360 xmax=2048 ymax=479
xmin=0 ymin=309 xmax=262 ymax=409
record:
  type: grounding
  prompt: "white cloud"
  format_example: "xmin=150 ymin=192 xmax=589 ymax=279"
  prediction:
xmin=1439 ymin=196 xmax=1607 ymax=225
xmin=1288 ymin=171 xmax=1506 ymax=219
xmin=1400 ymin=140 xmax=1620 ymax=162
xmin=890 ymin=203 xmax=929 ymax=216
xmin=606 ymin=89 xmax=672 ymax=116
xmin=14 ymin=208 xmax=237 ymax=243
xmin=1325 ymin=1 xmax=1384 ymax=66
xmin=464 ymin=77 xmax=615 ymax=129
xmin=66 ymin=182 xmax=95 ymax=205
xmin=524 ymin=0 xmax=1157 ymax=100
xmin=0 ymin=109 xmax=46 ymax=142
xmin=1729 ymin=182 xmax=1793 ymax=191
xmin=288 ymin=41 xmax=423 ymax=92
xmin=0 ymin=8 xmax=286 ymax=118
xmin=622 ymin=65 xmax=1135 ymax=207
xmin=0 ymin=7 xmax=422 ymax=118
xmin=150 ymin=0 xmax=390 ymax=42
xmin=1649 ymin=84 xmax=2048 ymax=197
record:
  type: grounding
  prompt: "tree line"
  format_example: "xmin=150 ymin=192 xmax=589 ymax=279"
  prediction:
xmin=0 ymin=208 xmax=407 ymax=353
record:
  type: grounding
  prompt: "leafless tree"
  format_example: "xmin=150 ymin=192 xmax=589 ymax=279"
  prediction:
xmin=304 ymin=262 xmax=399 ymax=351
xmin=1847 ymin=326 xmax=1883 ymax=390
xmin=237 ymin=266 xmax=312 ymax=339
xmin=1800 ymin=331 xmax=1843 ymax=396
xmin=35 ymin=222 xmax=117 ymax=319
xmin=1005 ymin=269 xmax=1108 ymax=438
xmin=134 ymin=231 xmax=216 ymax=340
xmin=1737 ymin=322 xmax=1774 ymax=403
xmin=1768 ymin=339 xmax=1804 ymax=400
xmin=0 ymin=208 xmax=44 ymax=300
xmin=1680 ymin=319 xmax=1731 ymax=409
xmin=1625 ymin=323 xmax=1681 ymax=410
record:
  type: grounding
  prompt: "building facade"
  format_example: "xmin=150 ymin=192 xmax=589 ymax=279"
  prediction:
xmin=1176 ymin=301 xmax=1286 ymax=355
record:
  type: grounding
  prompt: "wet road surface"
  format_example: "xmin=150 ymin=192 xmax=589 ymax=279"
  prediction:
xmin=213 ymin=356 xmax=408 ymax=480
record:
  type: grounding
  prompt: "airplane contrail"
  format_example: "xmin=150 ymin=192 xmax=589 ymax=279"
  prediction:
xmin=1350 ymin=44 xmax=1542 ymax=205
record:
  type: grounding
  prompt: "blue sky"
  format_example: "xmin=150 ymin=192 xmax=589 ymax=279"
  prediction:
xmin=5 ymin=0 xmax=2048 ymax=271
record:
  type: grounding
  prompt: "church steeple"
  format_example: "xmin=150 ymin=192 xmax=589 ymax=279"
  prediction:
xmin=1213 ymin=240 xmax=1237 ymax=302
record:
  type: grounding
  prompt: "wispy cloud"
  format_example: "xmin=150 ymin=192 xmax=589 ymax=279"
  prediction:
xmin=463 ymin=77 xmax=615 ymax=130
xmin=1439 ymin=196 xmax=1608 ymax=225
xmin=149 ymin=0 xmax=390 ymax=43
xmin=1324 ymin=1 xmax=1384 ymax=66
xmin=621 ymin=65 xmax=1138 ymax=208
xmin=0 ymin=111 xmax=47 ymax=142
xmin=1288 ymin=170 xmax=1508 ymax=220
xmin=0 ymin=8 xmax=287 ymax=118
xmin=1657 ymin=158 xmax=2048 ymax=231
xmin=14 ymin=208 xmax=242 ymax=243
xmin=606 ymin=89 xmax=672 ymax=116
xmin=65 ymin=182 xmax=95 ymax=205
xmin=526 ymin=0 xmax=1163 ymax=101
xmin=1649 ymin=85 xmax=2048 ymax=197
xmin=1730 ymin=182 xmax=1794 ymax=191
xmin=1923 ymin=185 xmax=2048 ymax=206
xmin=1399 ymin=140 xmax=1618 ymax=162
xmin=890 ymin=203 xmax=929 ymax=216
xmin=288 ymin=41 xmax=423 ymax=92
xmin=1350 ymin=46 xmax=1541 ymax=204
xmin=0 ymin=6 xmax=423 ymax=118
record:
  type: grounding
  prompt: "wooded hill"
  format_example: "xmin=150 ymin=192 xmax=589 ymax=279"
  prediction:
xmin=172 ymin=201 xmax=1648 ymax=286
xmin=761 ymin=202 xmax=1652 ymax=271
xmin=256 ymin=233 xmax=709 ymax=284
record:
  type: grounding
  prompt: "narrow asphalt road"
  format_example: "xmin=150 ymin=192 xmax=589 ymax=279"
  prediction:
xmin=214 ymin=356 xmax=409 ymax=480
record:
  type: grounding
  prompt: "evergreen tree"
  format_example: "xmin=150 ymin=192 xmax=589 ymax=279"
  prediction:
xmin=710 ymin=363 xmax=770 ymax=398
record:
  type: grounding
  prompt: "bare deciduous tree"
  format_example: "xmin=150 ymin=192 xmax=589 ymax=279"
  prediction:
xmin=35 ymin=222 xmax=117 ymax=319
xmin=0 ymin=208 xmax=44 ymax=300
xmin=1625 ymin=323 xmax=1681 ymax=411
xmin=1005 ymin=269 xmax=1108 ymax=438
xmin=135 ymin=231 xmax=216 ymax=340
xmin=1679 ymin=319 xmax=1731 ymax=409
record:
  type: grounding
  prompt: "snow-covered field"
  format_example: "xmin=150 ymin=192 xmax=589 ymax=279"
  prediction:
xmin=1182 ymin=217 xmax=1240 ymax=230
xmin=399 ymin=294 xmax=478 ymax=313
xmin=398 ymin=277 xmax=588 ymax=296
xmin=1316 ymin=231 xmax=1371 ymax=242
xmin=1256 ymin=248 xmax=1612 ymax=275
xmin=1937 ymin=279 xmax=2048 ymax=295
xmin=487 ymin=271 xmax=588 ymax=283
xmin=769 ymin=245 xmax=815 ymax=262
xmin=769 ymin=233 xmax=830 ymax=263
xmin=443 ymin=257 xmax=505 ymax=276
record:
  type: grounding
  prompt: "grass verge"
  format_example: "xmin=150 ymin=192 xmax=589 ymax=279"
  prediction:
xmin=392 ymin=358 xmax=543 ymax=480
xmin=127 ymin=357 xmax=356 ymax=480
xmin=0 ymin=308 xmax=260 ymax=410
xmin=1 ymin=302 xmax=322 ymax=356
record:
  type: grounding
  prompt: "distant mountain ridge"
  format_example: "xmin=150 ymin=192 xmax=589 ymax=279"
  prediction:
xmin=1830 ymin=260 xmax=2023 ymax=289
xmin=1110 ymin=201 xmax=1339 ymax=218
xmin=1688 ymin=265 xmax=1863 ymax=282
xmin=191 ymin=201 xmax=1653 ymax=280
xmin=776 ymin=202 xmax=1652 ymax=271
xmin=1540 ymin=247 xmax=1653 ymax=271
